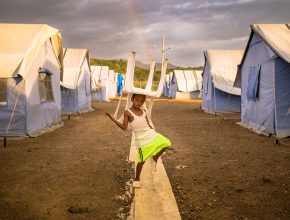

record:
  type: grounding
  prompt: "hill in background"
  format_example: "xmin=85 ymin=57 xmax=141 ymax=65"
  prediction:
xmin=134 ymin=60 xmax=177 ymax=70
xmin=90 ymin=58 xmax=203 ymax=81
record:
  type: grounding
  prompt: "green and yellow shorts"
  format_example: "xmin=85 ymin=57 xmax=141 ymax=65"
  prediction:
xmin=137 ymin=134 xmax=171 ymax=163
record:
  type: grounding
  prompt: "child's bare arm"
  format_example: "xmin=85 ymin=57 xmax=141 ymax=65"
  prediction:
xmin=105 ymin=111 xmax=129 ymax=130
xmin=145 ymin=115 xmax=154 ymax=129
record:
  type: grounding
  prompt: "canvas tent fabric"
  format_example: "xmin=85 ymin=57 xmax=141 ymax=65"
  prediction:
xmin=90 ymin=66 xmax=110 ymax=101
xmin=251 ymin=24 xmax=290 ymax=63
xmin=236 ymin=24 xmax=290 ymax=138
xmin=168 ymin=72 xmax=174 ymax=97
xmin=108 ymin=70 xmax=118 ymax=99
xmin=0 ymin=23 xmax=63 ymax=79
xmin=195 ymin=70 xmax=203 ymax=90
xmin=91 ymin=65 xmax=101 ymax=91
xmin=174 ymin=70 xmax=187 ymax=92
xmin=163 ymin=74 xmax=170 ymax=97
xmin=61 ymin=48 xmax=92 ymax=114
xmin=184 ymin=70 xmax=198 ymax=91
xmin=0 ymin=23 xmax=63 ymax=137
xmin=100 ymin=66 xmax=110 ymax=101
xmin=168 ymin=70 xmax=202 ymax=99
xmin=184 ymin=70 xmax=203 ymax=98
xmin=202 ymin=50 xmax=243 ymax=113
xmin=205 ymin=50 xmax=243 ymax=95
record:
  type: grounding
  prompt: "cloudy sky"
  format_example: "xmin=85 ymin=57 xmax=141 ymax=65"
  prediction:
xmin=0 ymin=0 xmax=290 ymax=67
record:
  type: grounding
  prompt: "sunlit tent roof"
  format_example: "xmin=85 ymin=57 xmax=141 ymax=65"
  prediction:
xmin=173 ymin=70 xmax=202 ymax=93
xmin=184 ymin=70 xmax=200 ymax=91
xmin=174 ymin=70 xmax=187 ymax=92
xmin=0 ymin=23 xmax=63 ymax=78
xmin=61 ymin=48 xmax=89 ymax=89
xmin=204 ymin=50 xmax=244 ymax=96
xmin=251 ymin=24 xmax=290 ymax=63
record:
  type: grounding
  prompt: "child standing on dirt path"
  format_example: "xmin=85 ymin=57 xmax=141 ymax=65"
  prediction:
xmin=105 ymin=93 xmax=171 ymax=188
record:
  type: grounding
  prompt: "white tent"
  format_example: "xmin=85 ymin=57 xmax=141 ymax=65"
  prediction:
xmin=91 ymin=65 xmax=113 ymax=101
xmin=162 ymin=74 xmax=170 ymax=97
xmin=0 ymin=23 xmax=63 ymax=138
xmin=169 ymin=70 xmax=202 ymax=99
xmin=108 ymin=70 xmax=118 ymax=99
xmin=202 ymin=50 xmax=243 ymax=113
xmin=114 ymin=72 xmax=119 ymax=96
xmin=61 ymin=48 xmax=92 ymax=114
xmin=195 ymin=70 xmax=203 ymax=90
xmin=236 ymin=24 xmax=290 ymax=138
xmin=91 ymin=65 xmax=101 ymax=91
xmin=91 ymin=66 xmax=110 ymax=101
xmin=184 ymin=70 xmax=203 ymax=98
xmin=91 ymin=65 xmax=102 ymax=101
xmin=99 ymin=66 xmax=110 ymax=101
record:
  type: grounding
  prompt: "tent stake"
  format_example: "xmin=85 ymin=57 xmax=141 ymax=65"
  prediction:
xmin=4 ymin=137 xmax=7 ymax=148
xmin=68 ymin=115 xmax=71 ymax=120
xmin=275 ymin=138 xmax=280 ymax=145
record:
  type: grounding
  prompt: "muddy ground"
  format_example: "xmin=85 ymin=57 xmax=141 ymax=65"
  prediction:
xmin=0 ymin=100 xmax=290 ymax=220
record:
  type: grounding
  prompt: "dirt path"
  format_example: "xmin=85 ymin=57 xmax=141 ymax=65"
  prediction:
xmin=127 ymin=137 xmax=180 ymax=220
xmin=1 ymin=100 xmax=289 ymax=219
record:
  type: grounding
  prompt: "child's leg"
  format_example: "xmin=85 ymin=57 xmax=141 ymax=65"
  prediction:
xmin=152 ymin=147 xmax=168 ymax=163
xmin=135 ymin=162 xmax=145 ymax=181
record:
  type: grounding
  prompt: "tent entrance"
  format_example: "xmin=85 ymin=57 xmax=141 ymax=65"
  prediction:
xmin=0 ymin=78 xmax=7 ymax=106
xmin=94 ymin=77 xmax=102 ymax=92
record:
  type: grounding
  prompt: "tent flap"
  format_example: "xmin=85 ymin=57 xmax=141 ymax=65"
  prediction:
xmin=246 ymin=66 xmax=261 ymax=101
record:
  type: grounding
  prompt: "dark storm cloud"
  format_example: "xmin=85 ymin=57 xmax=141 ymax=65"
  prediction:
xmin=0 ymin=0 xmax=290 ymax=66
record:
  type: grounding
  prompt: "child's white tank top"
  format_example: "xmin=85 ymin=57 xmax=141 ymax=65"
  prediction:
xmin=127 ymin=108 xmax=158 ymax=148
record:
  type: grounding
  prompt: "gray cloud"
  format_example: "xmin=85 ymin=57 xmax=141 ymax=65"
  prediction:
xmin=0 ymin=0 xmax=289 ymax=66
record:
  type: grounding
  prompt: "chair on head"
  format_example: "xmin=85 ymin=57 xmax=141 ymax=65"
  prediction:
xmin=113 ymin=40 xmax=168 ymax=129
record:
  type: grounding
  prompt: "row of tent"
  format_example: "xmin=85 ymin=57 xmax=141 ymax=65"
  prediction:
xmin=163 ymin=24 xmax=290 ymax=139
xmin=201 ymin=24 xmax=290 ymax=139
xmin=1 ymin=23 xmax=289 ymax=140
xmin=0 ymin=23 xmax=124 ymax=138
xmin=91 ymin=66 xmax=124 ymax=102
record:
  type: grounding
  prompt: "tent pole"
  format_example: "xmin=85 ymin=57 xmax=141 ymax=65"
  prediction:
xmin=214 ymin=86 xmax=217 ymax=116
xmin=273 ymin=60 xmax=279 ymax=139
xmin=225 ymin=92 xmax=232 ymax=108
